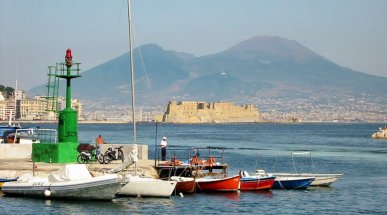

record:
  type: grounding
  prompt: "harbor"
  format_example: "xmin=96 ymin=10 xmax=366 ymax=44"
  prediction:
xmin=1 ymin=123 xmax=386 ymax=214
xmin=0 ymin=46 xmax=384 ymax=212
xmin=1 ymin=0 xmax=387 ymax=213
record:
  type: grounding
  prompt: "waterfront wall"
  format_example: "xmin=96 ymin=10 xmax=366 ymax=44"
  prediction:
xmin=0 ymin=144 xmax=32 ymax=159
xmin=157 ymin=100 xmax=262 ymax=123
xmin=0 ymin=144 xmax=148 ymax=160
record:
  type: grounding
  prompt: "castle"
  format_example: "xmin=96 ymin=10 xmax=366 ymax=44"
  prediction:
xmin=155 ymin=101 xmax=262 ymax=123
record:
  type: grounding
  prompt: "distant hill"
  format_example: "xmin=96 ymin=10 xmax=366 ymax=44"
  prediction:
xmin=29 ymin=35 xmax=387 ymax=105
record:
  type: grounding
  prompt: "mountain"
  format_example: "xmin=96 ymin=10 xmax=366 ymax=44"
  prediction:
xmin=29 ymin=35 xmax=387 ymax=105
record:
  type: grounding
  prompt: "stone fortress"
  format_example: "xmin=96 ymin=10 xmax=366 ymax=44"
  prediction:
xmin=155 ymin=101 xmax=262 ymax=123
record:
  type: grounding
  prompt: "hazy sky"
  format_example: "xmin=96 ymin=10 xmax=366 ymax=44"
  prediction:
xmin=1 ymin=0 xmax=387 ymax=90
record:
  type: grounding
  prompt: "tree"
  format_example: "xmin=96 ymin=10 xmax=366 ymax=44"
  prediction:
xmin=5 ymin=87 xmax=14 ymax=98
xmin=0 ymin=85 xmax=5 ymax=92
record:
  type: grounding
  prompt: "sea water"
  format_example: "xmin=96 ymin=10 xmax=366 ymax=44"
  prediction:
xmin=1 ymin=123 xmax=386 ymax=214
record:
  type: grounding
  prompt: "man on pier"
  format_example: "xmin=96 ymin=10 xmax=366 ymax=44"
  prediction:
xmin=160 ymin=136 xmax=168 ymax=161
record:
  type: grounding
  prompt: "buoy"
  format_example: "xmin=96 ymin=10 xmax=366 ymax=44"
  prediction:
xmin=44 ymin=189 xmax=51 ymax=197
xmin=179 ymin=192 xmax=184 ymax=198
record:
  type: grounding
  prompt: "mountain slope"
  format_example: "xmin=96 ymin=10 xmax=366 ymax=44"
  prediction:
xmin=29 ymin=36 xmax=387 ymax=105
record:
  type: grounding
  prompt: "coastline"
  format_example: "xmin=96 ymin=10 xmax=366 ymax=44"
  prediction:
xmin=1 ymin=120 xmax=386 ymax=124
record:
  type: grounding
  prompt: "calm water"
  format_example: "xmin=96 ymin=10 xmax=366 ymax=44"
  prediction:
xmin=1 ymin=123 xmax=386 ymax=214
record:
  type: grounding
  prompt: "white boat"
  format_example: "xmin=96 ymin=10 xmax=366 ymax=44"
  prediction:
xmin=372 ymin=126 xmax=387 ymax=139
xmin=272 ymin=152 xmax=343 ymax=186
xmin=1 ymin=164 xmax=123 ymax=200
xmin=119 ymin=175 xmax=177 ymax=197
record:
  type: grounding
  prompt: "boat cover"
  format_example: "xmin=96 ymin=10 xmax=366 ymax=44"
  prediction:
xmin=48 ymin=164 xmax=92 ymax=182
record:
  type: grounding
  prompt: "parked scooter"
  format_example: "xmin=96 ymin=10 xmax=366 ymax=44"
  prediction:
xmin=102 ymin=146 xmax=125 ymax=164
xmin=77 ymin=145 xmax=104 ymax=164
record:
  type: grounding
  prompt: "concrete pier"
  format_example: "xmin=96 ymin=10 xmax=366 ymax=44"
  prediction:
xmin=0 ymin=158 xmax=159 ymax=179
xmin=0 ymin=143 xmax=158 ymax=179
xmin=0 ymin=144 xmax=148 ymax=160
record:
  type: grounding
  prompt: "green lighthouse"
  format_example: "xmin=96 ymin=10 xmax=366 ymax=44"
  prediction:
xmin=32 ymin=49 xmax=81 ymax=163
xmin=57 ymin=49 xmax=81 ymax=144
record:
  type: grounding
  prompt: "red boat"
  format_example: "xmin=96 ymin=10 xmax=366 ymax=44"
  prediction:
xmin=171 ymin=176 xmax=195 ymax=193
xmin=240 ymin=176 xmax=276 ymax=191
xmin=195 ymin=175 xmax=241 ymax=192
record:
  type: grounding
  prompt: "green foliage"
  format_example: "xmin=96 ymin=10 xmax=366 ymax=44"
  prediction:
xmin=5 ymin=87 xmax=14 ymax=97
xmin=0 ymin=85 xmax=14 ymax=98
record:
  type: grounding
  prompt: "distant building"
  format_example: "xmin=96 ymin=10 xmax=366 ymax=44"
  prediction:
xmin=15 ymin=90 xmax=27 ymax=100
xmin=156 ymin=101 xmax=262 ymax=123
xmin=0 ymin=90 xmax=83 ymax=121
xmin=0 ymin=101 xmax=6 ymax=121
xmin=19 ymin=97 xmax=47 ymax=120
xmin=5 ymin=99 xmax=16 ymax=121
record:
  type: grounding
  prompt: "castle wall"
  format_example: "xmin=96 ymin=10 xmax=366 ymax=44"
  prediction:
xmin=160 ymin=101 xmax=262 ymax=123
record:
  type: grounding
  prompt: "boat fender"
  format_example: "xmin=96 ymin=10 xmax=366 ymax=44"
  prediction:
xmin=44 ymin=189 xmax=51 ymax=197
xmin=179 ymin=192 xmax=184 ymax=198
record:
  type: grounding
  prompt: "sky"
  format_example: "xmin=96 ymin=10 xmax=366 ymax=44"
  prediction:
xmin=1 ymin=0 xmax=387 ymax=90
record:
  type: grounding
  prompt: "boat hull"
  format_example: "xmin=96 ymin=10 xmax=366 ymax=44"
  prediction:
xmin=273 ymin=176 xmax=315 ymax=189
xmin=119 ymin=176 xmax=177 ymax=197
xmin=274 ymin=173 xmax=342 ymax=186
xmin=171 ymin=176 xmax=195 ymax=193
xmin=240 ymin=176 xmax=275 ymax=191
xmin=2 ymin=174 xmax=122 ymax=200
xmin=196 ymin=175 xmax=240 ymax=192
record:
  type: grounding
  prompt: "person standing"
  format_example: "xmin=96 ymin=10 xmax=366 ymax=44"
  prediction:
xmin=95 ymin=135 xmax=107 ymax=155
xmin=160 ymin=136 xmax=168 ymax=161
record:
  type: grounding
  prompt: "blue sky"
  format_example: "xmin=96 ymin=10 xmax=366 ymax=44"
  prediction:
xmin=1 ymin=0 xmax=387 ymax=90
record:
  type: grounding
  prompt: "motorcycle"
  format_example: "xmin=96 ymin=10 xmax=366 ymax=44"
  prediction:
xmin=77 ymin=145 xmax=104 ymax=164
xmin=102 ymin=146 xmax=125 ymax=164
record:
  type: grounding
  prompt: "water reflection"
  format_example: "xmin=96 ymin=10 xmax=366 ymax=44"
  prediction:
xmin=201 ymin=192 xmax=241 ymax=201
xmin=113 ymin=196 xmax=176 ymax=212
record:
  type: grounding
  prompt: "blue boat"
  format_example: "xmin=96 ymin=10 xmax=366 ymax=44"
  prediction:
xmin=272 ymin=176 xmax=315 ymax=189
xmin=0 ymin=124 xmax=21 ymax=143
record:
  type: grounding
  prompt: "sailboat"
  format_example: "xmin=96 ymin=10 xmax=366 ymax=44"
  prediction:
xmin=116 ymin=0 xmax=176 ymax=198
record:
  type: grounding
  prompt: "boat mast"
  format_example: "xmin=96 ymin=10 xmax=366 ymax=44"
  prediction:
xmin=127 ymin=0 xmax=136 ymax=145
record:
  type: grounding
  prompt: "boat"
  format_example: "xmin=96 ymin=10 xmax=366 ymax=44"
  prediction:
xmin=272 ymin=152 xmax=343 ymax=186
xmin=273 ymin=176 xmax=315 ymax=189
xmin=195 ymin=175 xmax=241 ymax=192
xmin=372 ymin=126 xmax=387 ymax=139
xmin=0 ymin=177 xmax=18 ymax=188
xmin=273 ymin=173 xmax=343 ymax=187
xmin=170 ymin=176 xmax=196 ymax=193
xmin=113 ymin=0 xmax=177 ymax=198
xmin=254 ymin=169 xmax=314 ymax=189
xmin=1 ymin=164 xmax=123 ymax=200
xmin=119 ymin=175 xmax=177 ymax=197
xmin=4 ymin=128 xmax=40 ymax=144
xmin=0 ymin=125 xmax=20 ymax=142
xmin=239 ymin=171 xmax=276 ymax=191
xmin=0 ymin=118 xmax=21 ymax=143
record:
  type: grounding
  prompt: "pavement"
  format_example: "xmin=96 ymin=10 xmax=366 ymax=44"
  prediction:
xmin=0 ymin=158 xmax=159 ymax=179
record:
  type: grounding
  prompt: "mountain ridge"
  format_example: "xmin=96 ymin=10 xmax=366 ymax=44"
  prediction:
xmin=29 ymin=35 xmax=387 ymax=105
